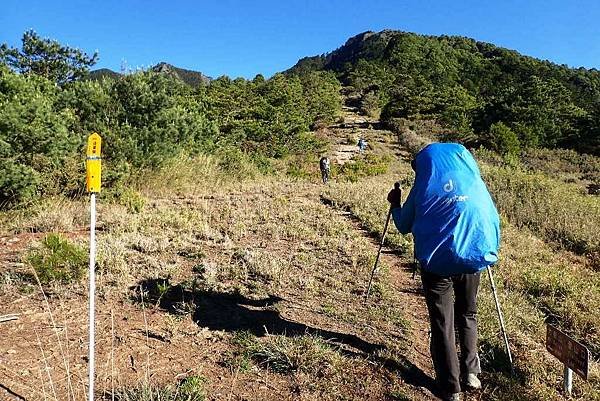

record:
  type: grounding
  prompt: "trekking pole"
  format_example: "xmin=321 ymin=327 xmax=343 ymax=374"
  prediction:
xmin=487 ymin=265 xmax=515 ymax=375
xmin=411 ymin=258 xmax=418 ymax=280
xmin=365 ymin=207 xmax=392 ymax=300
xmin=411 ymin=245 xmax=418 ymax=280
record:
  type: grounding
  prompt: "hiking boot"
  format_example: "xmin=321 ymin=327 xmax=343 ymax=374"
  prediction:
xmin=442 ymin=392 xmax=462 ymax=401
xmin=463 ymin=373 xmax=481 ymax=390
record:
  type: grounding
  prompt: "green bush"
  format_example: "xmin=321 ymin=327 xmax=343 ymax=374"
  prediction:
xmin=285 ymin=154 xmax=314 ymax=179
xmin=0 ymin=34 xmax=342 ymax=208
xmin=26 ymin=233 xmax=87 ymax=284
xmin=360 ymin=91 xmax=381 ymax=118
xmin=177 ymin=376 xmax=206 ymax=400
xmin=216 ymin=147 xmax=258 ymax=180
xmin=249 ymin=152 xmax=275 ymax=175
xmin=335 ymin=154 xmax=391 ymax=182
xmin=115 ymin=188 xmax=146 ymax=213
xmin=488 ymin=122 xmax=521 ymax=157
xmin=299 ymin=71 xmax=342 ymax=125
xmin=286 ymin=164 xmax=311 ymax=180
xmin=0 ymin=65 xmax=80 ymax=204
xmin=0 ymin=160 xmax=39 ymax=204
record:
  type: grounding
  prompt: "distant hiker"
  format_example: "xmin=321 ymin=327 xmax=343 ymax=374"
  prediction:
xmin=319 ymin=156 xmax=331 ymax=184
xmin=389 ymin=143 xmax=500 ymax=401
xmin=357 ymin=137 xmax=367 ymax=152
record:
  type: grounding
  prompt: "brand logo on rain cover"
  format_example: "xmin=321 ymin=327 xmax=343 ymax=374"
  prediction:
xmin=441 ymin=178 xmax=468 ymax=204
xmin=443 ymin=179 xmax=454 ymax=192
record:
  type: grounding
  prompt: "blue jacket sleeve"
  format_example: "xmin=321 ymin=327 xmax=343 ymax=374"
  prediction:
xmin=392 ymin=187 xmax=416 ymax=234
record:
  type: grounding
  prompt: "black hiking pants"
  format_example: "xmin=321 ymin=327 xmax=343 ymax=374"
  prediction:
xmin=321 ymin=169 xmax=330 ymax=184
xmin=421 ymin=269 xmax=481 ymax=394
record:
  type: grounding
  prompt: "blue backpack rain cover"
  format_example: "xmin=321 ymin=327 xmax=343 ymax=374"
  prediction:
xmin=392 ymin=143 xmax=500 ymax=276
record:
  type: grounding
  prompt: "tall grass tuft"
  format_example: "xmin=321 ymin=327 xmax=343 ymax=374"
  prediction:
xmin=109 ymin=376 xmax=206 ymax=401
xmin=232 ymin=331 xmax=343 ymax=375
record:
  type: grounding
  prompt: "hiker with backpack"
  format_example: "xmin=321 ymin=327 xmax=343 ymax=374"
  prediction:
xmin=357 ymin=137 xmax=367 ymax=153
xmin=319 ymin=156 xmax=331 ymax=184
xmin=388 ymin=143 xmax=500 ymax=401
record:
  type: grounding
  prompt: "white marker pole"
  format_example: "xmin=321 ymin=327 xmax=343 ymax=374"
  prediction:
xmin=86 ymin=132 xmax=101 ymax=401
xmin=564 ymin=365 xmax=573 ymax=396
xmin=88 ymin=192 xmax=97 ymax=401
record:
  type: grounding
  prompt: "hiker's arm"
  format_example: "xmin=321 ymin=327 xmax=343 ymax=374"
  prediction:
xmin=392 ymin=188 xmax=415 ymax=235
xmin=494 ymin=205 xmax=501 ymax=249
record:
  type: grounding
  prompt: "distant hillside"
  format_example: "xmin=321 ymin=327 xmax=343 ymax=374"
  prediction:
xmin=88 ymin=68 xmax=121 ymax=81
xmin=287 ymin=30 xmax=600 ymax=155
xmin=287 ymin=30 xmax=399 ymax=75
xmin=89 ymin=62 xmax=211 ymax=87
xmin=151 ymin=62 xmax=211 ymax=86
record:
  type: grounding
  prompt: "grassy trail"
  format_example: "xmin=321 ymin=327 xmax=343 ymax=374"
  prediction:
xmin=320 ymin=193 xmax=437 ymax=393
xmin=320 ymin=107 xmax=600 ymax=400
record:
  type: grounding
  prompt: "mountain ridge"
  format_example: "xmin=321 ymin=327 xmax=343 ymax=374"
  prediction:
xmin=89 ymin=62 xmax=211 ymax=86
xmin=286 ymin=29 xmax=600 ymax=155
xmin=287 ymin=29 xmax=600 ymax=74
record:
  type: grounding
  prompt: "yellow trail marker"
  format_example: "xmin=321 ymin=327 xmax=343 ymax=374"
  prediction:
xmin=86 ymin=133 xmax=102 ymax=193
xmin=85 ymin=132 xmax=101 ymax=401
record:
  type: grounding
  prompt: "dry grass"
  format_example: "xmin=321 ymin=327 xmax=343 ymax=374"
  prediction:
xmin=1 ymin=157 xmax=419 ymax=399
xmin=110 ymin=376 xmax=206 ymax=401
xmin=481 ymin=165 xmax=600 ymax=258
xmin=0 ymin=196 xmax=88 ymax=234
xmin=520 ymin=147 xmax=600 ymax=188
xmin=232 ymin=331 xmax=344 ymax=375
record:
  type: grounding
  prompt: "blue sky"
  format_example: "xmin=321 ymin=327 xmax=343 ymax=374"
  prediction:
xmin=1 ymin=0 xmax=599 ymax=78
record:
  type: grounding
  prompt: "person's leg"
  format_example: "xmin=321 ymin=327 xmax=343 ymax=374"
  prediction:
xmin=421 ymin=270 xmax=461 ymax=395
xmin=453 ymin=272 xmax=481 ymax=377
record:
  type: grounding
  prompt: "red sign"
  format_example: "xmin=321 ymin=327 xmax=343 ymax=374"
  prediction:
xmin=546 ymin=325 xmax=589 ymax=380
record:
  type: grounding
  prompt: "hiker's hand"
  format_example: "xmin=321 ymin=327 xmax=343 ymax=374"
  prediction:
xmin=387 ymin=188 xmax=402 ymax=207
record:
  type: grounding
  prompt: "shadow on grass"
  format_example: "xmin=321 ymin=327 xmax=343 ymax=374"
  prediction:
xmin=0 ymin=383 xmax=26 ymax=401
xmin=131 ymin=278 xmax=439 ymax=395
xmin=475 ymin=340 xmax=556 ymax=401
xmin=480 ymin=339 xmax=527 ymax=382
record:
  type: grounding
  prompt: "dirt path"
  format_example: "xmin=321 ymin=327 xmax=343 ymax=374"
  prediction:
xmin=317 ymin=186 xmax=440 ymax=400
xmin=315 ymin=104 xmax=450 ymax=400
xmin=313 ymin=103 xmax=439 ymax=398
xmin=327 ymin=104 xmax=411 ymax=165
